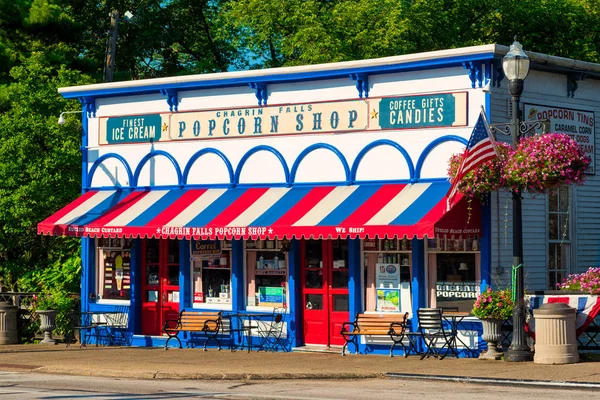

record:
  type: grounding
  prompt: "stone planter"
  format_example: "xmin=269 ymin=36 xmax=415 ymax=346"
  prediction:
xmin=479 ymin=318 xmax=503 ymax=360
xmin=37 ymin=310 xmax=58 ymax=345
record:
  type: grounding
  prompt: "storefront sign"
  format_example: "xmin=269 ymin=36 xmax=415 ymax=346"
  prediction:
xmin=104 ymin=114 xmax=163 ymax=144
xmin=98 ymin=92 xmax=467 ymax=144
xmin=524 ymin=104 xmax=595 ymax=174
xmin=379 ymin=93 xmax=467 ymax=129
xmin=376 ymin=289 xmax=400 ymax=312
xmin=435 ymin=281 xmax=479 ymax=301
xmin=191 ymin=239 xmax=221 ymax=259
xmin=376 ymin=263 xmax=401 ymax=288
xmin=258 ymin=286 xmax=285 ymax=307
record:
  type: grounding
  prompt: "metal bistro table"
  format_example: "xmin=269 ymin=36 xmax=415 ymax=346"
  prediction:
xmin=442 ymin=311 xmax=475 ymax=357
xmin=228 ymin=312 xmax=273 ymax=352
xmin=73 ymin=311 xmax=123 ymax=347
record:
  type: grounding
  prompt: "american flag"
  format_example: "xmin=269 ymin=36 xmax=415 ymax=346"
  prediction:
xmin=447 ymin=111 xmax=498 ymax=209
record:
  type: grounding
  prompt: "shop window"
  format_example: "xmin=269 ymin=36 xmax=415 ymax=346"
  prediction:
xmin=363 ymin=237 xmax=412 ymax=313
xmin=190 ymin=240 xmax=231 ymax=307
xmin=96 ymin=237 xmax=133 ymax=301
xmin=548 ymin=186 xmax=571 ymax=289
xmin=246 ymin=239 xmax=288 ymax=309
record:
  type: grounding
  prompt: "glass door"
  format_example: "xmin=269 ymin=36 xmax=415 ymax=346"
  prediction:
xmin=141 ymin=239 xmax=180 ymax=335
xmin=301 ymin=239 xmax=349 ymax=346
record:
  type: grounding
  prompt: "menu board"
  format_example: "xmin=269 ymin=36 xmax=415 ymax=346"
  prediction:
xmin=102 ymin=250 xmax=131 ymax=300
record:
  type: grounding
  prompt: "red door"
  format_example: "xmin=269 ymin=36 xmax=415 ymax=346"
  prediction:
xmin=301 ymin=239 xmax=349 ymax=346
xmin=141 ymin=239 xmax=181 ymax=335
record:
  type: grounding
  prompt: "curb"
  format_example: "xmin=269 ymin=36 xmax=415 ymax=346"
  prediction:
xmin=386 ymin=373 xmax=600 ymax=390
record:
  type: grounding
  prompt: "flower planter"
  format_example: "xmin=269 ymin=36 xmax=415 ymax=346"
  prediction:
xmin=37 ymin=310 xmax=58 ymax=345
xmin=479 ymin=318 xmax=504 ymax=360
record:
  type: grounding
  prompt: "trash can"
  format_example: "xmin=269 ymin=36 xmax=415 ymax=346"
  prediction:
xmin=0 ymin=301 xmax=18 ymax=345
xmin=533 ymin=303 xmax=579 ymax=364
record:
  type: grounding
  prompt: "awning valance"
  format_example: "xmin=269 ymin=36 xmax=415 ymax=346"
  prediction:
xmin=37 ymin=182 xmax=480 ymax=240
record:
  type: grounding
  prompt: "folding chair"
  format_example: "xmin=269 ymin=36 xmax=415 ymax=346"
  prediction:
xmin=417 ymin=308 xmax=457 ymax=360
xmin=258 ymin=307 xmax=287 ymax=352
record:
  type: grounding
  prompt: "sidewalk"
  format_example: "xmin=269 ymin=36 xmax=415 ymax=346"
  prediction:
xmin=1 ymin=345 xmax=599 ymax=386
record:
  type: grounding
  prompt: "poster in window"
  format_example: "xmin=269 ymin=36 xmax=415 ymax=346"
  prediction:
xmin=375 ymin=263 xmax=400 ymax=288
xmin=102 ymin=250 xmax=131 ymax=300
xmin=376 ymin=289 xmax=400 ymax=312
xmin=191 ymin=239 xmax=221 ymax=260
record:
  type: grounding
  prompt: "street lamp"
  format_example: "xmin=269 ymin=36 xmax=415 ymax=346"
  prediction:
xmin=489 ymin=38 xmax=548 ymax=362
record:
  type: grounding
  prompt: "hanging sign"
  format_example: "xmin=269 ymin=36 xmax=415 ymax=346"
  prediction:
xmin=524 ymin=104 xmax=595 ymax=174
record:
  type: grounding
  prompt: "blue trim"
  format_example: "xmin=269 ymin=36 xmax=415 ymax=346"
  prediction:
xmin=288 ymin=239 xmax=301 ymax=348
xmin=60 ymin=53 xmax=496 ymax=100
xmin=182 ymin=148 xmax=235 ymax=187
xmin=234 ymin=145 xmax=290 ymax=186
xmin=249 ymin=82 xmax=268 ymax=105
xmin=160 ymin=88 xmax=178 ymax=112
xmin=493 ymin=59 xmax=504 ymax=88
xmin=81 ymin=238 xmax=94 ymax=313
xmin=349 ymin=73 xmax=369 ymax=98
xmin=87 ymin=153 xmax=134 ymax=189
xmin=351 ymin=140 xmax=414 ymax=183
xmin=290 ymin=143 xmax=350 ymax=185
xmin=79 ymin=96 xmax=96 ymax=117
xmin=414 ymin=135 xmax=468 ymax=180
xmin=132 ymin=150 xmax=183 ymax=187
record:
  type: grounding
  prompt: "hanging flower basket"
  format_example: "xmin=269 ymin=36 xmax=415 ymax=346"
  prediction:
xmin=448 ymin=133 xmax=590 ymax=197
xmin=447 ymin=142 xmax=511 ymax=199
xmin=503 ymin=133 xmax=590 ymax=193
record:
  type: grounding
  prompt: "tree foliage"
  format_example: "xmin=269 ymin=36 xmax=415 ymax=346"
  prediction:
xmin=0 ymin=0 xmax=598 ymax=294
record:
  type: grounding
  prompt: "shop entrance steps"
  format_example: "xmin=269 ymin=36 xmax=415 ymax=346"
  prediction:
xmin=292 ymin=345 xmax=342 ymax=354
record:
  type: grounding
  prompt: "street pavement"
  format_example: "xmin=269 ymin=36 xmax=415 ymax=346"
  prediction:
xmin=0 ymin=344 xmax=599 ymax=387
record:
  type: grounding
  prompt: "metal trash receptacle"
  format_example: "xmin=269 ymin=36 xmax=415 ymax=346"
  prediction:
xmin=533 ymin=302 xmax=579 ymax=364
xmin=0 ymin=301 xmax=18 ymax=344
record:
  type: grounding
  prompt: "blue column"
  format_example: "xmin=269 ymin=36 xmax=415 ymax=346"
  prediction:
xmin=480 ymin=199 xmax=492 ymax=291
xmin=348 ymin=238 xmax=362 ymax=317
xmin=130 ymin=238 xmax=142 ymax=334
xmin=287 ymin=239 xmax=301 ymax=348
xmin=80 ymin=237 xmax=94 ymax=312
xmin=179 ymin=239 xmax=190 ymax=310
xmin=231 ymin=239 xmax=244 ymax=312
xmin=411 ymin=239 xmax=425 ymax=321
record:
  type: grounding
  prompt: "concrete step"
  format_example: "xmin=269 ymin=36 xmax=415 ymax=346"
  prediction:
xmin=292 ymin=345 xmax=342 ymax=354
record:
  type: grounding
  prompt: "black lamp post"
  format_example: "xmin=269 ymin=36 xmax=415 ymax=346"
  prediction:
xmin=488 ymin=38 xmax=550 ymax=362
xmin=501 ymin=39 xmax=534 ymax=362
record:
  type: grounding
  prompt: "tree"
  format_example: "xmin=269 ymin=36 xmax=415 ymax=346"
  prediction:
xmin=0 ymin=45 xmax=93 ymax=291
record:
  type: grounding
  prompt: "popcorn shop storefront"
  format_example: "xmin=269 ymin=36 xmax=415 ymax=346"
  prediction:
xmin=37 ymin=45 xmax=496 ymax=354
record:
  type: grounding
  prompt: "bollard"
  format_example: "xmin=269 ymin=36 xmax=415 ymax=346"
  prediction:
xmin=533 ymin=303 xmax=578 ymax=364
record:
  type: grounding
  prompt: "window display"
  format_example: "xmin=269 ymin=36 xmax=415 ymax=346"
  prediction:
xmin=191 ymin=240 xmax=231 ymax=305
xmin=246 ymin=240 xmax=287 ymax=308
xmin=97 ymin=237 xmax=133 ymax=300
xmin=363 ymin=237 xmax=412 ymax=313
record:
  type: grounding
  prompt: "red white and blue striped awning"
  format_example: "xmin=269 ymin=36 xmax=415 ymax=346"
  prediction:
xmin=37 ymin=182 xmax=480 ymax=240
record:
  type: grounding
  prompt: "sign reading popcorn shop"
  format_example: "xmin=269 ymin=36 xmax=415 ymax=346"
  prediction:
xmin=99 ymin=92 xmax=467 ymax=144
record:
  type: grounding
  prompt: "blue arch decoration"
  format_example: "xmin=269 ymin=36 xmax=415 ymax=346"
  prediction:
xmin=87 ymin=153 xmax=134 ymax=189
xmin=414 ymin=135 xmax=467 ymax=180
xmin=234 ymin=145 xmax=290 ymax=186
xmin=133 ymin=150 xmax=184 ymax=187
xmin=351 ymin=140 xmax=415 ymax=183
xmin=183 ymin=148 xmax=235 ymax=187
xmin=290 ymin=143 xmax=351 ymax=185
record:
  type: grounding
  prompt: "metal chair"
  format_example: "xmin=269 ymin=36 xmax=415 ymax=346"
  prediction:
xmin=417 ymin=308 xmax=457 ymax=360
xmin=258 ymin=307 xmax=288 ymax=352
xmin=106 ymin=306 xmax=129 ymax=345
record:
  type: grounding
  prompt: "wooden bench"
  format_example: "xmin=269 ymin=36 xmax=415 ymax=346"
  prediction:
xmin=163 ymin=311 xmax=223 ymax=350
xmin=340 ymin=312 xmax=417 ymax=357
